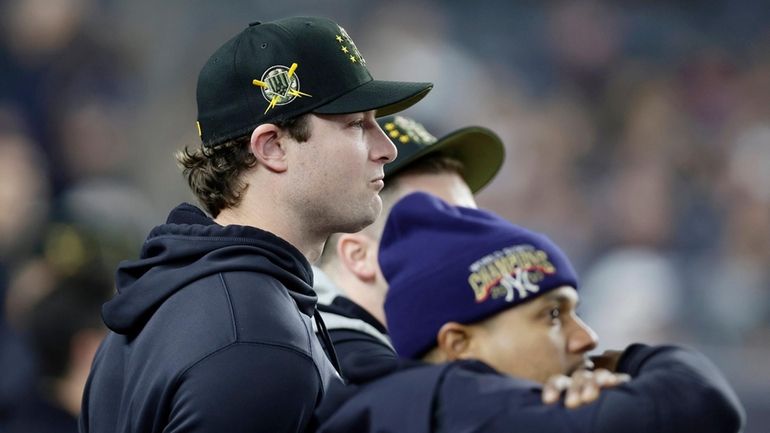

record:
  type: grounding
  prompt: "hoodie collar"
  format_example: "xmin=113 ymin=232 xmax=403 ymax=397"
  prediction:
xmin=103 ymin=203 xmax=316 ymax=335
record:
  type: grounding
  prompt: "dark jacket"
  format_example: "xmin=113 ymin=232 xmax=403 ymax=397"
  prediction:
xmin=80 ymin=204 xmax=340 ymax=433
xmin=313 ymin=267 xmax=397 ymax=373
xmin=316 ymin=344 xmax=746 ymax=433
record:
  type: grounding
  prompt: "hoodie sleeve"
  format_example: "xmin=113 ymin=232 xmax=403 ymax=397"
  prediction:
xmin=585 ymin=344 xmax=745 ymax=433
xmin=437 ymin=345 xmax=745 ymax=433
xmin=164 ymin=343 xmax=322 ymax=433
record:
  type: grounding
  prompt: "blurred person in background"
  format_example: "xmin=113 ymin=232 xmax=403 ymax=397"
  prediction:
xmin=694 ymin=124 xmax=770 ymax=342
xmin=6 ymin=264 xmax=110 ymax=433
xmin=0 ymin=108 xmax=50 ymax=274
xmin=579 ymin=249 xmax=683 ymax=351
xmin=0 ymin=107 xmax=51 ymax=428
xmin=0 ymin=0 xmax=138 ymax=194
xmin=314 ymin=114 xmax=504 ymax=369
xmin=1 ymin=213 xmax=137 ymax=432
xmin=578 ymin=83 xmax=686 ymax=350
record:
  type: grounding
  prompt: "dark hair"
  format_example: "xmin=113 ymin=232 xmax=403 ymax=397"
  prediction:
xmin=176 ymin=115 xmax=312 ymax=217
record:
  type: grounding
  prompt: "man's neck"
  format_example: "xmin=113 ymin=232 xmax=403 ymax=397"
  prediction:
xmin=215 ymin=203 xmax=325 ymax=263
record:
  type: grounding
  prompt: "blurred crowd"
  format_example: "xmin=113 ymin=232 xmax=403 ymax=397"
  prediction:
xmin=1 ymin=0 xmax=768 ymax=432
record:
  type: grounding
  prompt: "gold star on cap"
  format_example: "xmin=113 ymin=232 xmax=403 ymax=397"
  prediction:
xmin=385 ymin=116 xmax=436 ymax=146
xmin=336 ymin=26 xmax=366 ymax=65
xmin=385 ymin=124 xmax=411 ymax=144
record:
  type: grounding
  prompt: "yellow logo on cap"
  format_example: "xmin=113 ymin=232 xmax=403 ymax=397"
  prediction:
xmin=467 ymin=245 xmax=556 ymax=303
xmin=383 ymin=116 xmax=436 ymax=146
xmin=336 ymin=26 xmax=366 ymax=65
xmin=252 ymin=62 xmax=311 ymax=114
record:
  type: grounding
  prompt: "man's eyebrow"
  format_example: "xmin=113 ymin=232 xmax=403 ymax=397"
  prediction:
xmin=544 ymin=290 xmax=579 ymax=306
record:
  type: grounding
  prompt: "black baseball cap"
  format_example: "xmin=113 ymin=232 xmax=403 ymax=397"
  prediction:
xmin=196 ymin=16 xmax=433 ymax=147
xmin=378 ymin=116 xmax=505 ymax=192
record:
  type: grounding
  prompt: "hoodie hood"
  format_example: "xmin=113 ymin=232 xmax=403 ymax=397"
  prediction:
xmin=103 ymin=203 xmax=315 ymax=335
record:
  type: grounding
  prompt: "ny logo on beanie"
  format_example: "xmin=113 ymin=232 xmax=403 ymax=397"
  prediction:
xmin=468 ymin=245 xmax=557 ymax=303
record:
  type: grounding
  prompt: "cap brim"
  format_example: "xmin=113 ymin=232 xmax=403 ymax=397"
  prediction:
xmin=385 ymin=127 xmax=505 ymax=193
xmin=313 ymin=80 xmax=433 ymax=116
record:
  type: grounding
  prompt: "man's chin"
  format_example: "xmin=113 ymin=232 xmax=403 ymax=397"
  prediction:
xmin=359 ymin=198 xmax=383 ymax=228
xmin=334 ymin=208 xmax=379 ymax=234
xmin=358 ymin=209 xmax=380 ymax=232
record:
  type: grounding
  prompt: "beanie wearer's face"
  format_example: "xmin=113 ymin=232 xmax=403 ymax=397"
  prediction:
xmin=381 ymin=192 xmax=582 ymax=361
xmin=447 ymin=286 xmax=598 ymax=384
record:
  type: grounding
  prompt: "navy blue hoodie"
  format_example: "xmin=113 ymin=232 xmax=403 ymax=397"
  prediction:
xmin=80 ymin=203 xmax=340 ymax=433
xmin=316 ymin=344 xmax=745 ymax=433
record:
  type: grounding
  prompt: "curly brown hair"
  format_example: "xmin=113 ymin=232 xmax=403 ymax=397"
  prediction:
xmin=176 ymin=115 xmax=312 ymax=217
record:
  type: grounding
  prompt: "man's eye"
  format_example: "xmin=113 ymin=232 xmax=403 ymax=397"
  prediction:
xmin=349 ymin=119 xmax=365 ymax=129
xmin=549 ymin=307 xmax=561 ymax=322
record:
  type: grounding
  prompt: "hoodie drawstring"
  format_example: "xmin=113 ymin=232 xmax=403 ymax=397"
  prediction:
xmin=314 ymin=310 xmax=344 ymax=379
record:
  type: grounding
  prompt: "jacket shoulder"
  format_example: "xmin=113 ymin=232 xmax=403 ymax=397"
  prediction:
xmin=219 ymin=271 xmax=316 ymax=353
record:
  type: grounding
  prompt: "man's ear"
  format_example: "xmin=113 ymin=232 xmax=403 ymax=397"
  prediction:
xmin=250 ymin=123 xmax=288 ymax=173
xmin=436 ymin=322 xmax=474 ymax=361
xmin=337 ymin=233 xmax=377 ymax=282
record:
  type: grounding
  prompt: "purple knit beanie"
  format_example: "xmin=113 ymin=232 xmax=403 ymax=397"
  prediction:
xmin=381 ymin=192 xmax=578 ymax=359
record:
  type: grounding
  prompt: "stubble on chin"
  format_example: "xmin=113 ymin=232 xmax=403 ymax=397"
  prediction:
xmin=315 ymin=195 xmax=382 ymax=236
xmin=343 ymin=199 xmax=381 ymax=234
xmin=341 ymin=178 xmax=384 ymax=229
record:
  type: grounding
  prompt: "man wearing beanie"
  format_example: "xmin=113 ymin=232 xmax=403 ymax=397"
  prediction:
xmin=80 ymin=17 xmax=432 ymax=433
xmin=313 ymin=114 xmax=504 ymax=371
xmin=316 ymin=192 xmax=745 ymax=433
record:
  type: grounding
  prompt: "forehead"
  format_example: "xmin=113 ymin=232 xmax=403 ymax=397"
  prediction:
xmin=506 ymin=285 xmax=579 ymax=313
xmin=523 ymin=286 xmax=579 ymax=309
xmin=543 ymin=285 xmax=579 ymax=303
xmin=311 ymin=110 xmax=372 ymax=125
xmin=389 ymin=171 xmax=476 ymax=209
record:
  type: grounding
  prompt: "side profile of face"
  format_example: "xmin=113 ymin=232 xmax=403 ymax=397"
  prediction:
xmin=287 ymin=111 xmax=397 ymax=236
xmin=338 ymin=170 xmax=477 ymax=325
xmin=448 ymin=286 xmax=598 ymax=384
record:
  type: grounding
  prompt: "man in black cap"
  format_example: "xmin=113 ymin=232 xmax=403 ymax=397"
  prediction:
xmin=80 ymin=17 xmax=432 ymax=433
xmin=316 ymin=192 xmax=745 ymax=433
xmin=313 ymin=115 xmax=504 ymax=369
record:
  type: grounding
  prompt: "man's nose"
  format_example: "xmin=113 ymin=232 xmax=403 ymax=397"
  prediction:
xmin=371 ymin=124 xmax=397 ymax=163
xmin=568 ymin=316 xmax=599 ymax=354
